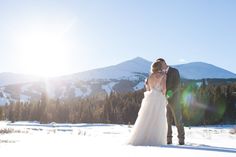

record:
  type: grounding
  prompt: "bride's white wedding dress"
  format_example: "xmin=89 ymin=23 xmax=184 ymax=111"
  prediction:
xmin=128 ymin=85 xmax=168 ymax=146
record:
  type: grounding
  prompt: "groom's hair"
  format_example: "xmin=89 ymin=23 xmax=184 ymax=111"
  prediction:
xmin=156 ymin=58 xmax=165 ymax=62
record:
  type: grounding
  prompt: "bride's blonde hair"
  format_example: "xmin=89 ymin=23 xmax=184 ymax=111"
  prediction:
xmin=151 ymin=61 xmax=162 ymax=73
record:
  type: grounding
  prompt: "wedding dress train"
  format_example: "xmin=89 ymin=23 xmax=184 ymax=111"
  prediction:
xmin=128 ymin=86 xmax=168 ymax=146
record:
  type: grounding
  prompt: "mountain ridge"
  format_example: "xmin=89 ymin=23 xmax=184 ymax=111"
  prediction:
xmin=175 ymin=61 xmax=236 ymax=79
xmin=0 ymin=57 xmax=236 ymax=105
xmin=1 ymin=57 xmax=236 ymax=86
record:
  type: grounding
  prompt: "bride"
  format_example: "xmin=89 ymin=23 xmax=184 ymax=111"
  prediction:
xmin=128 ymin=60 xmax=168 ymax=146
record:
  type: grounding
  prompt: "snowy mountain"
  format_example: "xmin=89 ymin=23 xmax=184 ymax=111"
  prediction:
xmin=66 ymin=57 xmax=236 ymax=80
xmin=175 ymin=62 xmax=236 ymax=79
xmin=64 ymin=57 xmax=151 ymax=80
xmin=0 ymin=57 xmax=236 ymax=105
xmin=0 ymin=72 xmax=40 ymax=86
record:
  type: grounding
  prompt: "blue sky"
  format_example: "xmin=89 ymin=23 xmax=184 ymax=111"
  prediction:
xmin=0 ymin=0 xmax=236 ymax=77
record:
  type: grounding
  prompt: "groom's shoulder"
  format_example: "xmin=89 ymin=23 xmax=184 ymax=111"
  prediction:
xmin=169 ymin=66 xmax=180 ymax=74
xmin=169 ymin=66 xmax=178 ymax=72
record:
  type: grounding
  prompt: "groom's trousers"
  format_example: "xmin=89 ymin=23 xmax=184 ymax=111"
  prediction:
xmin=166 ymin=94 xmax=185 ymax=144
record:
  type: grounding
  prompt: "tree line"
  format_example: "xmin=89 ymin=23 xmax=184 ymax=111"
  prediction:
xmin=0 ymin=79 xmax=236 ymax=125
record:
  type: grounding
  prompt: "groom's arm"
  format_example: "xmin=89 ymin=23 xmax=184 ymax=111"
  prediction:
xmin=172 ymin=68 xmax=180 ymax=92
xmin=167 ymin=68 xmax=180 ymax=98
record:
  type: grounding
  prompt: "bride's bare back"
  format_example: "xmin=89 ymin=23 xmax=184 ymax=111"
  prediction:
xmin=146 ymin=72 xmax=166 ymax=95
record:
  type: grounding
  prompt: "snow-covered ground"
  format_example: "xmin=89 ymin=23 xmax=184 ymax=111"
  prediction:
xmin=0 ymin=121 xmax=236 ymax=157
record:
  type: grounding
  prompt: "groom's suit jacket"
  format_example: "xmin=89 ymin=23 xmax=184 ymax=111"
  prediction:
xmin=166 ymin=66 xmax=181 ymax=106
xmin=166 ymin=67 xmax=185 ymax=141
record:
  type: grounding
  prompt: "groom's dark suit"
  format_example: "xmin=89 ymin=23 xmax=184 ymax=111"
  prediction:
xmin=166 ymin=66 xmax=185 ymax=144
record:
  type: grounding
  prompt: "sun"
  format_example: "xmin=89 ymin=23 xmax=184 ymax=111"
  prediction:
xmin=17 ymin=30 xmax=69 ymax=77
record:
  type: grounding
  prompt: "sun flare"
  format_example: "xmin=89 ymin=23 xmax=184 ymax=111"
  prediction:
xmin=17 ymin=30 xmax=69 ymax=77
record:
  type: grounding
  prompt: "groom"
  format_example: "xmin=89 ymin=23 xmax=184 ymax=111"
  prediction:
xmin=157 ymin=58 xmax=185 ymax=145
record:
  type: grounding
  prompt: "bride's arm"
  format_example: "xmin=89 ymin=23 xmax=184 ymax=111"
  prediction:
xmin=161 ymin=74 xmax=166 ymax=95
xmin=145 ymin=78 xmax=150 ymax=91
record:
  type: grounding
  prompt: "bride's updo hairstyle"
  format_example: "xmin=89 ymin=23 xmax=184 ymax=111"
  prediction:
xmin=151 ymin=61 xmax=162 ymax=73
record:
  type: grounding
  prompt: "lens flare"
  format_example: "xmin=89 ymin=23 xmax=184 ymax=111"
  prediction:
xmin=181 ymin=83 xmax=228 ymax=125
xmin=207 ymin=99 xmax=226 ymax=123
xmin=181 ymin=83 xmax=205 ymax=125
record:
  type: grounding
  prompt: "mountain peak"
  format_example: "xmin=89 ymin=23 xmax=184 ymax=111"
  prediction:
xmin=132 ymin=56 xmax=149 ymax=62
xmin=120 ymin=57 xmax=151 ymax=65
